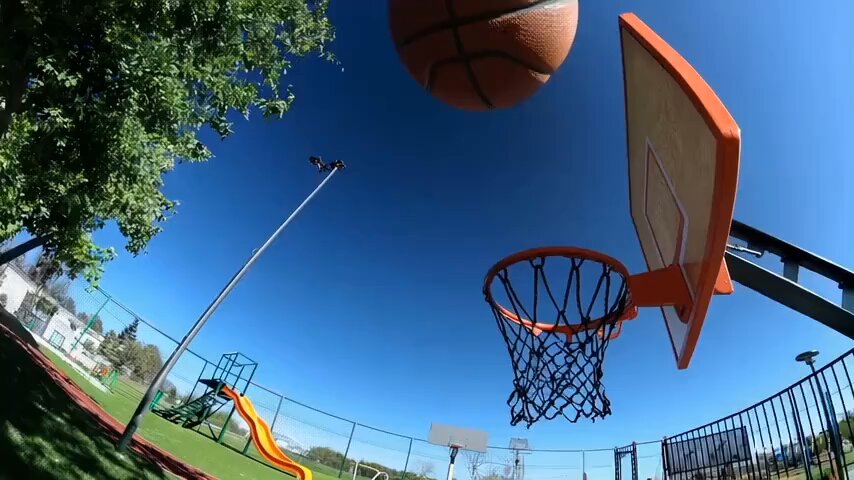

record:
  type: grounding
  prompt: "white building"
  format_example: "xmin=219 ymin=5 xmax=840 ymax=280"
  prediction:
xmin=0 ymin=264 xmax=107 ymax=371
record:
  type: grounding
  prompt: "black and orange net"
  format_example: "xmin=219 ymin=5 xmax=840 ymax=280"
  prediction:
xmin=483 ymin=247 xmax=640 ymax=426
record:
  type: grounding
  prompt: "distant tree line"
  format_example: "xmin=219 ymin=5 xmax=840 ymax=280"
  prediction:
xmin=98 ymin=319 xmax=164 ymax=384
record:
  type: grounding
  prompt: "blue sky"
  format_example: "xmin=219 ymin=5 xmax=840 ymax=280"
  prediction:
xmin=72 ymin=0 xmax=854 ymax=470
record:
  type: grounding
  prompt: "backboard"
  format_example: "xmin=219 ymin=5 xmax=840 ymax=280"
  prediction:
xmin=620 ymin=13 xmax=740 ymax=369
xmin=428 ymin=423 xmax=489 ymax=453
xmin=509 ymin=438 xmax=530 ymax=450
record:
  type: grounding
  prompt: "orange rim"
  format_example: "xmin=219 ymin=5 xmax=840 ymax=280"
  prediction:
xmin=483 ymin=246 xmax=638 ymax=338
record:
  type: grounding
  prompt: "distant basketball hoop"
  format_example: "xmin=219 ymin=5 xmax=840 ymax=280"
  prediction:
xmin=428 ymin=423 xmax=489 ymax=480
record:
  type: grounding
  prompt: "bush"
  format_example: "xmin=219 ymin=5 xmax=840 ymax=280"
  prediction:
xmin=0 ymin=293 xmax=7 ymax=307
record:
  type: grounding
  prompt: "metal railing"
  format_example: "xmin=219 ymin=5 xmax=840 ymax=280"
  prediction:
xmin=662 ymin=348 xmax=854 ymax=480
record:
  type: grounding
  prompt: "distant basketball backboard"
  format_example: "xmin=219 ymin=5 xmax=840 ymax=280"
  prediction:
xmin=428 ymin=423 xmax=489 ymax=453
xmin=509 ymin=438 xmax=530 ymax=450
xmin=620 ymin=13 xmax=741 ymax=369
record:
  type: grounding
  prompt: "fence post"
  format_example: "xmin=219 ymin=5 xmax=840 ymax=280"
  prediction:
xmin=338 ymin=422 xmax=357 ymax=478
xmin=401 ymin=437 xmax=413 ymax=480
xmin=582 ymin=450 xmax=586 ymax=480
xmin=216 ymin=406 xmax=237 ymax=444
xmin=816 ymin=372 xmax=847 ymax=480
xmin=631 ymin=442 xmax=638 ymax=480
xmin=788 ymin=389 xmax=814 ymax=480
xmin=243 ymin=393 xmax=284 ymax=454
xmin=68 ymin=294 xmax=110 ymax=356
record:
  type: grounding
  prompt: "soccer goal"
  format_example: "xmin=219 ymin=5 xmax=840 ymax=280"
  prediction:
xmin=352 ymin=461 xmax=389 ymax=480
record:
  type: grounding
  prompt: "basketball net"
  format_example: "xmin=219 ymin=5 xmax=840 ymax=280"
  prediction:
xmin=485 ymin=252 xmax=631 ymax=426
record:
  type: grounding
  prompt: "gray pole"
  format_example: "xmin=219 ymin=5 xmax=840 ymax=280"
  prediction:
xmin=338 ymin=422 xmax=357 ymax=477
xmin=117 ymin=160 xmax=344 ymax=450
xmin=582 ymin=450 xmax=586 ymax=480
xmin=796 ymin=350 xmax=846 ymax=480
xmin=401 ymin=438 xmax=413 ymax=480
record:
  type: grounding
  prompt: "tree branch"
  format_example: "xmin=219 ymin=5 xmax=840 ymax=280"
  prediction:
xmin=0 ymin=236 xmax=47 ymax=266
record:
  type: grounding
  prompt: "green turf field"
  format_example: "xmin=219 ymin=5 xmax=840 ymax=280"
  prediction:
xmin=0 ymin=327 xmax=174 ymax=479
xmin=39 ymin=347 xmax=342 ymax=480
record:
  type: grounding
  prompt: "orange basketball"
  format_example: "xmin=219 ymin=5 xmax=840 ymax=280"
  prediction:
xmin=389 ymin=0 xmax=579 ymax=111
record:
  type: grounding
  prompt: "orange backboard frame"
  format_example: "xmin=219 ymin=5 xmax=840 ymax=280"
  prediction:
xmin=620 ymin=13 xmax=740 ymax=369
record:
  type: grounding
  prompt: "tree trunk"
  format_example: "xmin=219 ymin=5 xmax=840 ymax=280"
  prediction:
xmin=0 ymin=236 xmax=46 ymax=266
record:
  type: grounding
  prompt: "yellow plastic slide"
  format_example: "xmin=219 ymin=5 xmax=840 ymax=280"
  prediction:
xmin=221 ymin=385 xmax=312 ymax=480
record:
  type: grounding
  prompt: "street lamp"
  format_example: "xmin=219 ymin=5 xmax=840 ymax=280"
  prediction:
xmin=796 ymin=350 xmax=846 ymax=480
xmin=796 ymin=351 xmax=820 ymax=372
xmin=116 ymin=157 xmax=345 ymax=451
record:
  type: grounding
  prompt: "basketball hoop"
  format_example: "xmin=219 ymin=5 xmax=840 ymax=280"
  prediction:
xmin=483 ymin=246 xmax=691 ymax=426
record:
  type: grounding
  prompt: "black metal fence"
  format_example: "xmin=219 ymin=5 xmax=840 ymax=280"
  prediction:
xmin=616 ymin=443 xmax=639 ymax=480
xmin=662 ymin=348 xmax=854 ymax=480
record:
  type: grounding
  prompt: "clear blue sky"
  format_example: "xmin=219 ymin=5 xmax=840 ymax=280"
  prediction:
xmin=82 ymin=0 xmax=853 ymax=465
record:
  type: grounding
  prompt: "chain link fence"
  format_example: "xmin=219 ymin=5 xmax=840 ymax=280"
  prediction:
xmin=1 ymin=264 xmax=645 ymax=480
xmin=5 ymin=262 xmax=854 ymax=480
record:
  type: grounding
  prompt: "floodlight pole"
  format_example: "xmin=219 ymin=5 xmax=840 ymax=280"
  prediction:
xmin=116 ymin=158 xmax=345 ymax=451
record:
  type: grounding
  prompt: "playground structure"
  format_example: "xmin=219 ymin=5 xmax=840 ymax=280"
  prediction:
xmin=91 ymin=363 xmax=118 ymax=391
xmin=152 ymin=352 xmax=312 ymax=480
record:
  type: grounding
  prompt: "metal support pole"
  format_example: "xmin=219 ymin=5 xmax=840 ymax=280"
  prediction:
xmin=401 ymin=438 xmax=413 ymax=480
xmin=788 ymin=390 xmax=814 ymax=480
xmin=631 ymin=442 xmax=638 ymax=480
xmin=117 ymin=162 xmax=344 ymax=451
xmin=338 ymin=422 xmax=357 ymax=478
xmin=798 ymin=351 xmax=847 ymax=480
xmin=216 ymin=406 xmax=237 ymax=444
xmin=68 ymin=296 xmax=110 ymax=356
xmin=582 ymin=450 xmax=586 ymax=480
xmin=843 ymin=286 xmax=854 ymax=314
xmin=446 ymin=446 xmax=460 ymax=480
xmin=242 ymin=394 xmax=283 ymax=454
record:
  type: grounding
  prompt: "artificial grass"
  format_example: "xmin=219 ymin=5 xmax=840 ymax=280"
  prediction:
xmin=40 ymin=348 xmax=346 ymax=480
xmin=0 ymin=323 xmax=172 ymax=479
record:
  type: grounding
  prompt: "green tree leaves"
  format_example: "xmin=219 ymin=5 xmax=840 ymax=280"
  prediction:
xmin=0 ymin=0 xmax=336 ymax=282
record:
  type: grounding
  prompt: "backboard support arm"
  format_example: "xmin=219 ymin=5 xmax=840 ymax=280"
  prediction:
xmin=726 ymin=220 xmax=854 ymax=339
xmin=446 ymin=446 xmax=461 ymax=480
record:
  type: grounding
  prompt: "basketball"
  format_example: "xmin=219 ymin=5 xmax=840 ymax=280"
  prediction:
xmin=389 ymin=0 xmax=579 ymax=111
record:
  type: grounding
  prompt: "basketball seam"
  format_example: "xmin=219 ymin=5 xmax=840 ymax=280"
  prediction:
xmin=444 ymin=0 xmax=494 ymax=109
xmin=426 ymin=50 xmax=553 ymax=92
xmin=396 ymin=0 xmax=572 ymax=48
